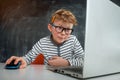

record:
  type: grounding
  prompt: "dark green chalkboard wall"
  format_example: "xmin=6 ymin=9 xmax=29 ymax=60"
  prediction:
xmin=0 ymin=0 xmax=86 ymax=62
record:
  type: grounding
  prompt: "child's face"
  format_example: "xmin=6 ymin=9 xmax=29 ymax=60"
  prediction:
xmin=48 ymin=20 xmax=73 ymax=45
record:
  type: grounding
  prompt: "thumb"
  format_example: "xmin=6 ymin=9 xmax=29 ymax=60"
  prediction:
xmin=51 ymin=56 xmax=59 ymax=60
xmin=19 ymin=63 xmax=26 ymax=69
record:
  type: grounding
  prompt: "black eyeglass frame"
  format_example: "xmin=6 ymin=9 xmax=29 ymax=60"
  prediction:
xmin=50 ymin=23 xmax=74 ymax=34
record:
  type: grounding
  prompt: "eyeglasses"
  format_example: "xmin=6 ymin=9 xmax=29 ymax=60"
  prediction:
xmin=50 ymin=23 xmax=73 ymax=34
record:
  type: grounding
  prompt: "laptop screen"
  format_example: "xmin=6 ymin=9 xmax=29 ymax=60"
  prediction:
xmin=83 ymin=0 xmax=120 ymax=78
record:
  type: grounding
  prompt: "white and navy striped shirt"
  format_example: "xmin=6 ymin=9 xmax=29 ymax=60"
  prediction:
xmin=23 ymin=35 xmax=84 ymax=67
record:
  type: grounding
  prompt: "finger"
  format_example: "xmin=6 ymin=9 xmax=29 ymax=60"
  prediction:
xmin=48 ymin=59 xmax=57 ymax=66
xmin=48 ymin=60 xmax=51 ymax=64
xmin=48 ymin=60 xmax=53 ymax=65
xmin=14 ymin=58 xmax=21 ymax=64
xmin=5 ymin=58 xmax=11 ymax=64
xmin=19 ymin=64 xmax=26 ymax=69
xmin=19 ymin=62 xmax=27 ymax=69
xmin=5 ymin=56 xmax=17 ymax=64
xmin=19 ymin=57 xmax=27 ymax=69
xmin=51 ymin=56 xmax=59 ymax=59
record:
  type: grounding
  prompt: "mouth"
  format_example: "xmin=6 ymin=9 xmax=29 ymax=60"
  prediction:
xmin=58 ymin=36 xmax=65 ymax=40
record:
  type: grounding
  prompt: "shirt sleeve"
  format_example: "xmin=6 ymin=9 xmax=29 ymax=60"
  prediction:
xmin=67 ymin=37 xmax=84 ymax=67
xmin=22 ymin=40 xmax=43 ymax=65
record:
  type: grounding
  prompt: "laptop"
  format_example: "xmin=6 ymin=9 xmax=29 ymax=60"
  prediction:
xmin=47 ymin=0 xmax=120 ymax=79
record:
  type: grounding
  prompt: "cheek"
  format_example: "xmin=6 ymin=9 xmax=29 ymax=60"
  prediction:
xmin=52 ymin=32 xmax=58 ymax=39
xmin=53 ymin=32 xmax=58 ymax=37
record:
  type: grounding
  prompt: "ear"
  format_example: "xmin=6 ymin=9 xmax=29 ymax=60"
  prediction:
xmin=48 ymin=24 xmax=52 ymax=32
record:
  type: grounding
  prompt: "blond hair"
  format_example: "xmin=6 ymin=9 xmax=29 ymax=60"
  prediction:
xmin=50 ymin=9 xmax=77 ymax=26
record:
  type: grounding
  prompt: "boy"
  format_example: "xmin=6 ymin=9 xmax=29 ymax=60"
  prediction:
xmin=6 ymin=9 xmax=84 ymax=69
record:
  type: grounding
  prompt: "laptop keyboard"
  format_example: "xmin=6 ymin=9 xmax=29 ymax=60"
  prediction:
xmin=47 ymin=65 xmax=83 ymax=78
xmin=59 ymin=67 xmax=82 ymax=74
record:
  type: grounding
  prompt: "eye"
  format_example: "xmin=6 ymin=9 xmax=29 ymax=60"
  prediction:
xmin=65 ymin=29 xmax=70 ymax=32
xmin=57 ymin=26 xmax=63 ymax=30
xmin=66 ymin=28 xmax=73 ymax=33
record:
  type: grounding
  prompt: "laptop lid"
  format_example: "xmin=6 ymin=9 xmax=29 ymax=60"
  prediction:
xmin=83 ymin=0 xmax=120 ymax=78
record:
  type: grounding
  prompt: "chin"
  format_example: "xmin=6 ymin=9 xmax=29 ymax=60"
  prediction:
xmin=57 ymin=38 xmax=66 ymax=44
xmin=58 ymin=40 xmax=65 ymax=44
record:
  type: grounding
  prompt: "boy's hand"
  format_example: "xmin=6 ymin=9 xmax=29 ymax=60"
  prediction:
xmin=48 ymin=56 xmax=70 ymax=67
xmin=5 ymin=56 xmax=27 ymax=69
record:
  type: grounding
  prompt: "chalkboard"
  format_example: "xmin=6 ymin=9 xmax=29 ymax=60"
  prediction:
xmin=110 ymin=0 xmax=120 ymax=7
xmin=0 ymin=0 xmax=86 ymax=62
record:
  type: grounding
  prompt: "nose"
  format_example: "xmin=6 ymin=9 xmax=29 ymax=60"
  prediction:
xmin=61 ymin=29 xmax=66 ymax=35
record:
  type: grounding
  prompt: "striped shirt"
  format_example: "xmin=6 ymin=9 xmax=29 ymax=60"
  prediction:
xmin=23 ymin=35 xmax=84 ymax=67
